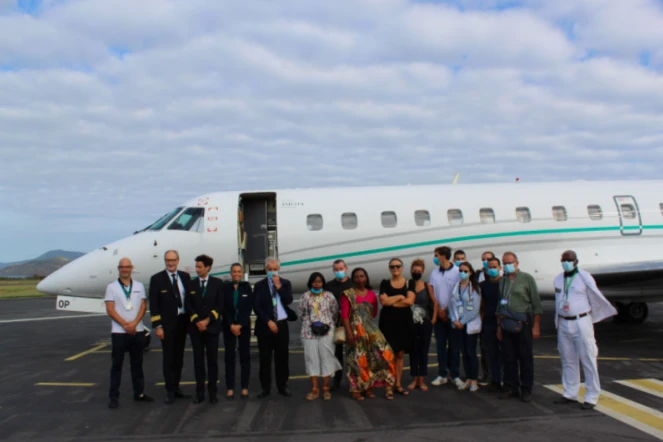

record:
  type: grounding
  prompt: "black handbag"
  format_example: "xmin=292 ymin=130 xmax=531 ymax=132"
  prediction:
xmin=311 ymin=321 xmax=331 ymax=337
xmin=285 ymin=306 xmax=298 ymax=322
xmin=499 ymin=309 xmax=529 ymax=334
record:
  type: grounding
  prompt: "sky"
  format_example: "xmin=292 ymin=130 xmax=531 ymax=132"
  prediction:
xmin=0 ymin=0 xmax=662 ymax=262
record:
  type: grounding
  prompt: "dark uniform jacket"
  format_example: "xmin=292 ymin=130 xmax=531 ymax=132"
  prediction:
xmin=222 ymin=281 xmax=254 ymax=329
xmin=186 ymin=276 xmax=224 ymax=335
xmin=253 ymin=277 xmax=293 ymax=337
xmin=149 ymin=270 xmax=192 ymax=330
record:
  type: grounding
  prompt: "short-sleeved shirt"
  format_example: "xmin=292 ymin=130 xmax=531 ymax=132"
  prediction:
xmin=104 ymin=280 xmax=147 ymax=334
xmin=429 ymin=264 xmax=460 ymax=309
xmin=325 ymin=278 xmax=354 ymax=302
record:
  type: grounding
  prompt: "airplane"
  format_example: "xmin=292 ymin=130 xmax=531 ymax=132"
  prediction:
xmin=38 ymin=179 xmax=663 ymax=325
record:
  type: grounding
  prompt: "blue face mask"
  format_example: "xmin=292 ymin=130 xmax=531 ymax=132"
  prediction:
xmin=562 ymin=261 xmax=576 ymax=272
xmin=455 ymin=261 xmax=462 ymax=267
xmin=503 ymin=264 xmax=516 ymax=274
xmin=433 ymin=257 xmax=440 ymax=266
xmin=459 ymin=271 xmax=470 ymax=281
xmin=267 ymin=271 xmax=278 ymax=279
xmin=487 ymin=268 xmax=500 ymax=278
xmin=334 ymin=271 xmax=346 ymax=280
xmin=483 ymin=261 xmax=489 ymax=270
xmin=311 ymin=288 xmax=322 ymax=294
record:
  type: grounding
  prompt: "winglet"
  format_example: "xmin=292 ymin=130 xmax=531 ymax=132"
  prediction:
xmin=451 ymin=173 xmax=460 ymax=185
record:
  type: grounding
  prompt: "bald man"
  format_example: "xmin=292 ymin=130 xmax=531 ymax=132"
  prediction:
xmin=105 ymin=258 xmax=153 ymax=409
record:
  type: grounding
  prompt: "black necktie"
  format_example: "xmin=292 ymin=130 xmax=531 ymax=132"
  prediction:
xmin=201 ymin=280 xmax=206 ymax=291
xmin=172 ymin=273 xmax=182 ymax=308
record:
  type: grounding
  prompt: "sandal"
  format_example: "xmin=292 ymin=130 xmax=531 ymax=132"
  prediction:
xmin=352 ymin=392 xmax=365 ymax=401
xmin=394 ymin=386 xmax=410 ymax=396
xmin=385 ymin=388 xmax=394 ymax=401
xmin=419 ymin=383 xmax=429 ymax=392
xmin=365 ymin=389 xmax=375 ymax=399
xmin=407 ymin=381 xmax=417 ymax=391
xmin=323 ymin=388 xmax=331 ymax=401
xmin=306 ymin=389 xmax=319 ymax=401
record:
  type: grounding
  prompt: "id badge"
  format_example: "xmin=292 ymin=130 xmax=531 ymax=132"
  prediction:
xmin=458 ymin=306 xmax=464 ymax=316
xmin=466 ymin=306 xmax=474 ymax=311
xmin=500 ymin=299 xmax=508 ymax=306
xmin=125 ymin=302 xmax=133 ymax=311
xmin=563 ymin=302 xmax=569 ymax=312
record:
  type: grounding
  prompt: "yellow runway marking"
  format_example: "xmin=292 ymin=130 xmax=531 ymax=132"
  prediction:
xmin=616 ymin=379 xmax=663 ymax=400
xmin=65 ymin=343 xmax=107 ymax=361
xmin=545 ymin=384 xmax=663 ymax=440
xmin=35 ymin=382 xmax=96 ymax=387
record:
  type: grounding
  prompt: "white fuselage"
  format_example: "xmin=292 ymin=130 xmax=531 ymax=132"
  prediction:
xmin=38 ymin=180 xmax=663 ymax=308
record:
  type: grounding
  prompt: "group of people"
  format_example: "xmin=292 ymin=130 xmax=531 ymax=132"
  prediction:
xmin=105 ymin=246 xmax=616 ymax=410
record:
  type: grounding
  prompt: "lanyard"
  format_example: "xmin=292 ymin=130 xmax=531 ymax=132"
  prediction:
xmin=119 ymin=279 xmax=132 ymax=301
xmin=501 ymin=273 xmax=519 ymax=305
xmin=458 ymin=283 xmax=471 ymax=304
xmin=310 ymin=293 xmax=323 ymax=318
xmin=563 ymin=274 xmax=577 ymax=301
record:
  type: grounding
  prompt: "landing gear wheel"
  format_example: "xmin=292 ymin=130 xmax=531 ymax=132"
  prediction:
xmin=613 ymin=302 xmax=629 ymax=323
xmin=627 ymin=302 xmax=648 ymax=324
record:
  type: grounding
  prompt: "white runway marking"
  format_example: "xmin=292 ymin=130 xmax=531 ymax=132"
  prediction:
xmin=0 ymin=313 xmax=105 ymax=324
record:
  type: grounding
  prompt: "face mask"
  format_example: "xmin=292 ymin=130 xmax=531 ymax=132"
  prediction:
xmin=562 ymin=261 xmax=576 ymax=272
xmin=455 ymin=261 xmax=463 ymax=267
xmin=487 ymin=269 xmax=500 ymax=278
xmin=311 ymin=288 xmax=322 ymax=294
xmin=267 ymin=271 xmax=278 ymax=279
xmin=503 ymin=264 xmax=516 ymax=274
xmin=483 ymin=261 xmax=489 ymax=270
xmin=334 ymin=271 xmax=346 ymax=280
xmin=459 ymin=271 xmax=470 ymax=281
xmin=411 ymin=272 xmax=422 ymax=281
xmin=433 ymin=257 xmax=440 ymax=266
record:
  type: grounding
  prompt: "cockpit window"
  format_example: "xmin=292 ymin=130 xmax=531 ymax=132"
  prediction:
xmin=168 ymin=207 xmax=205 ymax=232
xmin=149 ymin=207 xmax=184 ymax=231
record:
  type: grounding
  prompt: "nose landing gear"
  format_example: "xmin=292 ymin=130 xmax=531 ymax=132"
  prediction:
xmin=615 ymin=302 xmax=649 ymax=324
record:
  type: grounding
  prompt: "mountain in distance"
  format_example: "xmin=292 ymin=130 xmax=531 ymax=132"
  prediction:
xmin=0 ymin=250 xmax=84 ymax=277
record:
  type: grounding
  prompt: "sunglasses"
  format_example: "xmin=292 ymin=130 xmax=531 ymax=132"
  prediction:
xmin=118 ymin=266 xmax=132 ymax=270
xmin=389 ymin=265 xmax=402 ymax=269
xmin=459 ymin=270 xmax=469 ymax=274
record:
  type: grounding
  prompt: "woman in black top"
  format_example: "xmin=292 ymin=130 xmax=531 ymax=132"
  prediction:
xmin=222 ymin=263 xmax=254 ymax=400
xmin=379 ymin=257 xmax=415 ymax=396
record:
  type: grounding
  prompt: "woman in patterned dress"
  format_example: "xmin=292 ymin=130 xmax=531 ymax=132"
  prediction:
xmin=341 ymin=268 xmax=396 ymax=401
xmin=299 ymin=272 xmax=342 ymax=400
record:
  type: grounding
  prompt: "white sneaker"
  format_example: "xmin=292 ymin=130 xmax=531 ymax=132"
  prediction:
xmin=453 ymin=378 xmax=465 ymax=389
xmin=431 ymin=376 xmax=448 ymax=386
xmin=470 ymin=384 xmax=479 ymax=393
xmin=458 ymin=381 xmax=470 ymax=391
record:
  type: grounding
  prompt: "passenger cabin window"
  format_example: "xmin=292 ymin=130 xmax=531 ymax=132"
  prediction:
xmin=168 ymin=207 xmax=204 ymax=232
xmin=307 ymin=214 xmax=323 ymax=231
xmin=660 ymin=203 xmax=663 ymax=216
xmin=479 ymin=208 xmax=495 ymax=224
xmin=588 ymin=205 xmax=603 ymax=220
xmin=552 ymin=206 xmax=567 ymax=221
xmin=381 ymin=211 xmax=397 ymax=228
xmin=447 ymin=209 xmax=463 ymax=226
xmin=516 ymin=207 xmax=531 ymax=223
xmin=414 ymin=210 xmax=431 ymax=227
xmin=341 ymin=213 xmax=358 ymax=230
xmin=620 ymin=204 xmax=636 ymax=219
xmin=149 ymin=207 xmax=184 ymax=230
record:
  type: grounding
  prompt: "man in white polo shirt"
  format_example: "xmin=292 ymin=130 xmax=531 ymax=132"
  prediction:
xmin=429 ymin=246 xmax=461 ymax=386
xmin=105 ymin=257 xmax=154 ymax=409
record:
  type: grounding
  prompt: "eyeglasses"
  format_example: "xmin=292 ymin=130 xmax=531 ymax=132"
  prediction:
xmin=118 ymin=266 xmax=132 ymax=270
xmin=503 ymin=262 xmax=516 ymax=265
xmin=165 ymin=259 xmax=178 ymax=263
xmin=389 ymin=265 xmax=402 ymax=269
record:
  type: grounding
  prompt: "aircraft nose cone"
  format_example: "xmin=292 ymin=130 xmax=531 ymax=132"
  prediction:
xmin=37 ymin=275 xmax=57 ymax=295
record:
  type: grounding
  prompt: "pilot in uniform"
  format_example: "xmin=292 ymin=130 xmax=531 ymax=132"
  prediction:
xmin=553 ymin=250 xmax=617 ymax=410
xmin=187 ymin=254 xmax=224 ymax=404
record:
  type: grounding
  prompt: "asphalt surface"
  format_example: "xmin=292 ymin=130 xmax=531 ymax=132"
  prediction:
xmin=2 ymin=297 xmax=663 ymax=441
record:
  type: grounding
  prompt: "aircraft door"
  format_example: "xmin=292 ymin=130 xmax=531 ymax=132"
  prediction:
xmin=613 ymin=195 xmax=642 ymax=236
xmin=243 ymin=200 xmax=268 ymax=264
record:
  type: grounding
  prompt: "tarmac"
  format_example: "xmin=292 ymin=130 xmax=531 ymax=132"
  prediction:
xmin=2 ymin=297 xmax=663 ymax=441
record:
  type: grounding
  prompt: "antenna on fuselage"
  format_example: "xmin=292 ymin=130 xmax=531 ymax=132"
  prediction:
xmin=451 ymin=173 xmax=460 ymax=185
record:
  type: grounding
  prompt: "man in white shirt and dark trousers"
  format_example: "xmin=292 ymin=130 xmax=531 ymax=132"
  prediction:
xmin=105 ymin=258 xmax=153 ymax=409
xmin=553 ymin=250 xmax=616 ymax=410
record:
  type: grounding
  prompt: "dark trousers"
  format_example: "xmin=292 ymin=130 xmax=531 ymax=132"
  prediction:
xmin=333 ymin=343 xmax=344 ymax=385
xmin=410 ymin=319 xmax=433 ymax=377
xmin=190 ymin=329 xmax=219 ymax=397
xmin=502 ymin=322 xmax=534 ymax=393
xmin=482 ymin=324 xmax=502 ymax=383
xmin=461 ymin=331 xmax=479 ymax=380
xmin=161 ymin=315 xmax=188 ymax=394
xmin=433 ymin=320 xmax=452 ymax=377
xmin=109 ymin=332 xmax=145 ymax=400
xmin=257 ymin=320 xmax=289 ymax=392
xmin=449 ymin=327 xmax=463 ymax=379
xmin=479 ymin=332 xmax=490 ymax=379
xmin=223 ymin=326 xmax=251 ymax=390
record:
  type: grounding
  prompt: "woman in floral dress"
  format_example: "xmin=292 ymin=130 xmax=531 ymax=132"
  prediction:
xmin=341 ymin=267 xmax=396 ymax=401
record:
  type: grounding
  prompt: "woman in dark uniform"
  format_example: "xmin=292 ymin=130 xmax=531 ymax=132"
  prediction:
xmin=222 ymin=263 xmax=254 ymax=400
xmin=379 ymin=257 xmax=415 ymax=396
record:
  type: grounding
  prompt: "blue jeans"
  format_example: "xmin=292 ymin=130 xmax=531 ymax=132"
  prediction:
xmin=433 ymin=320 xmax=451 ymax=377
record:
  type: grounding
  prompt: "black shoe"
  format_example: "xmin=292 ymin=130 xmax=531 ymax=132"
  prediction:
xmin=226 ymin=394 xmax=234 ymax=400
xmin=209 ymin=396 xmax=218 ymax=404
xmin=257 ymin=390 xmax=270 ymax=399
xmin=554 ymin=396 xmax=577 ymax=405
xmin=278 ymin=388 xmax=292 ymax=397
xmin=164 ymin=394 xmax=175 ymax=405
xmin=174 ymin=388 xmax=190 ymax=399
xmin=499 ymin=390 xmax=520 ymax=400
xmin=581 ymin=402 xmax=596 ymax=410
xmin=134 ymin=394 xmax=154 ymax=403
xmin=192 ymin=395 xmax=205 ymax=404
xmin=108 ymin=398 xmax=119 ymax=409
xmin=240 ymin=392 xmax=249 ymax=400
xmin=520 ymin=391 xmax=532 ymax=403
xmin=487 ymin=382 xmax=502 ymax=392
